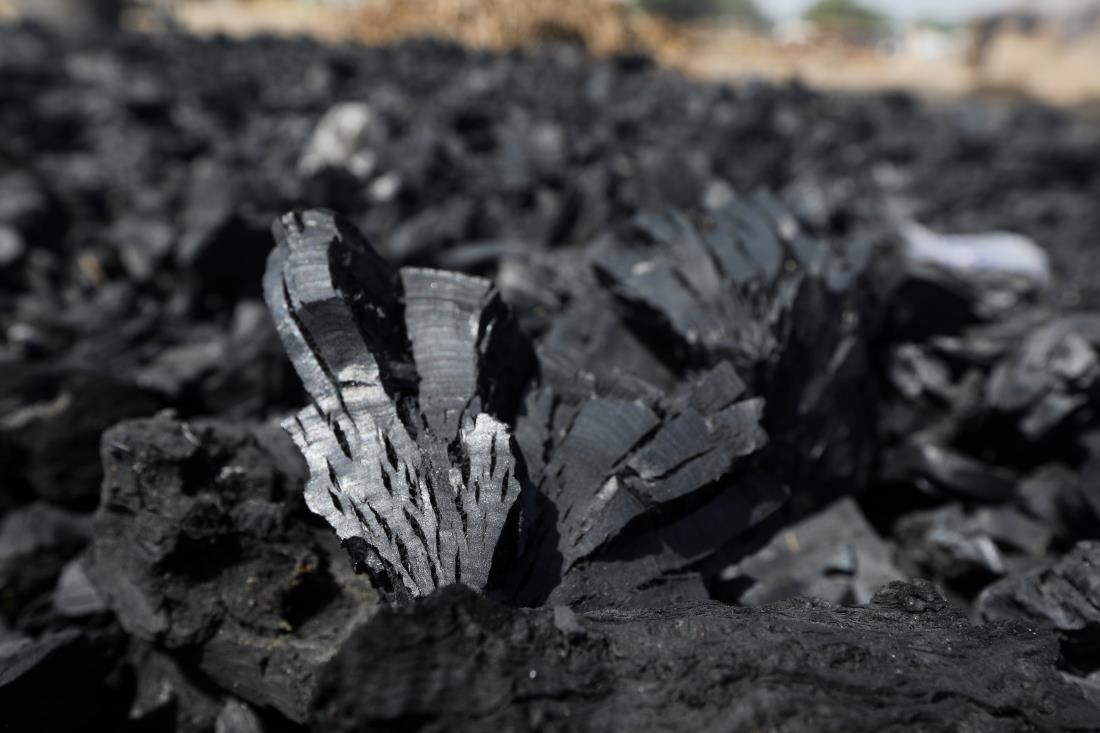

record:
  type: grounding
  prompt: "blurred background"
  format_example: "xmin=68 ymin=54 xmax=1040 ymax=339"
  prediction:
xmin=3 ymin=0 xmax=1097 ymax=106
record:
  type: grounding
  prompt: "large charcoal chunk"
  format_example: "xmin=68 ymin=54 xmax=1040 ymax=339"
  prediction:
xmin=593 ymin=195 xmax=875 ymax=492
xmin=311 ymin=582 xmax=1100 ymax=732
xmin=264 ymin=209 xmax=533 ymax=600
xmin=87 ymin=414 xmax=375 ymax=722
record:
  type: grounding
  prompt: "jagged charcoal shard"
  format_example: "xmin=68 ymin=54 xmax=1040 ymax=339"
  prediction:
xmin=264 ymin=210 xmax=532 ymax=601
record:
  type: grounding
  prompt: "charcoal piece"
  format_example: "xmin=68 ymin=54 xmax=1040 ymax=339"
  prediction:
xmin=1016 ymin=464 xmax=1086 ymax=542
xmin=518 ymin=364 xmax=771 ymax=605
xmin=546 ymin=473 xmax=790 ymax=610
xmin=978 ymin=542 xmax=1100 ymax=661
xmin=0 ymin=502 xmax=90 ymax=622
xmin=87 ymin=414 xmax=375 ymax=722
xmin=52 ymin=557 xmax=107 ymax=618
xmin=215 ymin=699 xmax=267 ymax=733
xmin=720 ymin=497 xmax=906 ymax=606
xmin=884 ymin=441 xmax=1017 ymax=502
xmin=592 ymin=195 xmax=875 ymax=491
xmin=386 ymin=198 xmax=475 ymax=263
xmin=888 ymin=343 xmax=956 ymax=402
xmin=0 ymin=172 xmax=61 ymax=249
xmin=109 ymin=215 xmax=175 ymax=283
xmin=986 ymin=315 xmax=1100 ymax=438
xmin=0 ymin=226 xmax=25 ymax=276
xmin=134 ymin=301 xmax=294 ymax=417
xmin=0 ymin=630 xmax=120 ymax=733
xmin=0 ymin=364 xmax=160 ymax=508
xmin=894 ymin=504 xmax=1005 ymax=584
xmin=1069 ymin=672 xmax=1100 ymax=710
xmin=176 ymin=162 xmax=271 ymax=304
xmin=265 ymin=209 xmax=533 ymax=600
xmin=894 ymin=503 xmax=1052 ymax=594
xmin=127 ymin=645 xmax=224 ymax=733
xmin=534 ymin=292 xmax=677 ymax=395
xmin=533 ymin=396 xmax=661 ymax=569
xmin=311 ymin=582 xmax=1100 ymax=732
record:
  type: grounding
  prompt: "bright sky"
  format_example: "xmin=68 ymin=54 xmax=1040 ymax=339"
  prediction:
xmin=758 ymin=0 xmax=1017 ymax=22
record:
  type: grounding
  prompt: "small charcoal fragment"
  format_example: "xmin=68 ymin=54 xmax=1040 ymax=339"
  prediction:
xmin=52 ymin=557 xmax=107 ymax=618
xmin=215 ymin=699 xmax=267 ymax=733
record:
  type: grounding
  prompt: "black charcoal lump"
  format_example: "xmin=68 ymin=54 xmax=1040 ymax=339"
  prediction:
xmin=87 ymin=413 xmax=376 ymax=722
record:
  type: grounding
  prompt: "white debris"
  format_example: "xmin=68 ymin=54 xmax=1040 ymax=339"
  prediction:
xmin=901 ymin=221 xmax=1052 ymax=285
xmin=299 ymin=102 xmax=384 ymax=180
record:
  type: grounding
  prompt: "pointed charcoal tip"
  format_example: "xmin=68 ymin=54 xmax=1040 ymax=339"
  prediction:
xmin=272 ymin=208 xmax=336 ymax=244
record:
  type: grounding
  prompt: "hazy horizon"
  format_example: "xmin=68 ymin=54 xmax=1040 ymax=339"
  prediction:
xmin=757 ymin=0 xmax=1024 ymax=22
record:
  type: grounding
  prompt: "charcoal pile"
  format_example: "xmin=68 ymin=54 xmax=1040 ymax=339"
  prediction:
xmin=2 ymin=20 xmax=1100 ymax=732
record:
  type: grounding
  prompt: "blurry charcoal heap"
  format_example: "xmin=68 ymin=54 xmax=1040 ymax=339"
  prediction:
xmin=5 ymin=22 xmax=1100 ymax=733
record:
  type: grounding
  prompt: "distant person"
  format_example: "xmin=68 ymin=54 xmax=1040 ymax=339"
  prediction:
xmin=14 ymin=0 xmax=124 ymax=36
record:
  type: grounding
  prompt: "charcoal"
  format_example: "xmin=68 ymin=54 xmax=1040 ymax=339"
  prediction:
xmin=87 ymin=414 xmax=376 ymax=722
xmin=0 ymin=227 xmax=26 ymax=277
xmin=0 ymin=364 xmax=160 ymax=508
xmin=1016 ymin=464 xmax=1086 ymax=542
xmin=518 ymin=364 xmax=777 ymax=607
xmin=0 ymin=630 xmax=121 ymax=733
xmin=591 ymin=196 xmax=876 ymax=492
xmin=177 ymin=161 xmax=272 ymax=305
xmin=52 ymin=557 xmax=107 ymax=618
xmin=264 ymin=209 xmax=533 ymax=601
xmin=719 ymin=497 xmax=905 ymax=606
xmin=895 ymin=504 xmax=1053 ymax=592
xmin=986 ymin=315 xmax=1100 ymax=439
xmin=215 ymin=699 xmax=268 ymax=733
xmin=5 ymin=20 xmax=1100 ymax=731
xmin=0 ymin=502 xmax=90 ymax=622
xmin=127 ymin=645 xmax=224 ymax=733
xmin=311 ymin=582 xmax=1100 ymax=732
xmin=883 ymin=442 xmax=1017 ymax=503
xmin=977 ymin=541 xmax=1100 ymax=666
